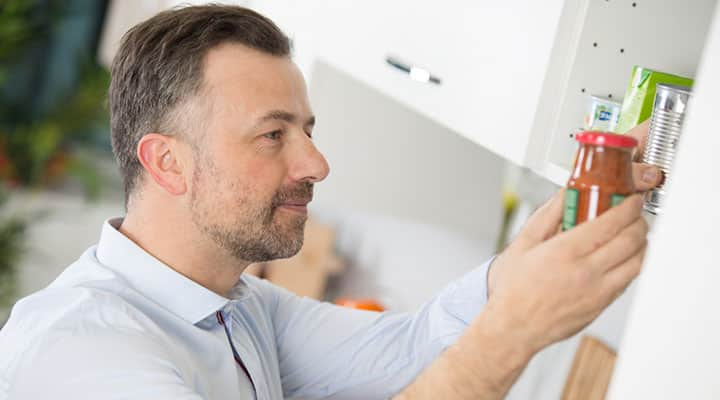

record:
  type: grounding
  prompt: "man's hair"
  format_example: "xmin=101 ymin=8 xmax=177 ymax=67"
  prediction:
xmin=109 ymin=4 xmax=291 ymax=204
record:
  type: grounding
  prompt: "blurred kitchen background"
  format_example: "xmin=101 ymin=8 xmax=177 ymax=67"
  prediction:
xmin=0 ymin=0 xmax=559 ymax=323
xmin=2 ymin=1 xmax=718 ymax=399
xmin=0 ymin=0 xmax=125 ymax=318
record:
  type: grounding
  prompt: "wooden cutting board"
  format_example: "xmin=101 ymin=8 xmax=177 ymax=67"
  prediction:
xmin=561 ymin=335 xmax=617 ymax=400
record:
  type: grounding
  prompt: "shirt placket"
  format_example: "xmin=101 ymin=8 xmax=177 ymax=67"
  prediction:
xmin=216 ymin=308 xmax=258 ymax=398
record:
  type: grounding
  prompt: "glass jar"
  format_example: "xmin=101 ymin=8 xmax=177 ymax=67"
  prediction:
xmin=562 ymin=131 xmax=637 ymax=231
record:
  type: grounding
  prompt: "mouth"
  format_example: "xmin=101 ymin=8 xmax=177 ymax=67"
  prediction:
xmin=277 ymin=199 xmax=311 ymax=214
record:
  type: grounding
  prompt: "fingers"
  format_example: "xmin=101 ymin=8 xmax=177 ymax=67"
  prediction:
xmin=584 ymin=215 xmax=648 ymax=274
xmin=512 ymin=190 xmax=565 ymax=251
xmin=552 ymin=195 xmax=644 ymax=258
xmin=624 ymin=119 xmax=650 ymax=161
xmin=600 ymin=244 xmax=646 ymax=303
xmin=632 ymin=162 xmax=664 ymax=191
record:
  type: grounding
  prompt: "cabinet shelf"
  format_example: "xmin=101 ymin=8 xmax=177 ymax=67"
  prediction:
xmin=531 ymin=0 xmax=717 ymax=184
xmin=253 ymin=0 xmax=717 ymax=185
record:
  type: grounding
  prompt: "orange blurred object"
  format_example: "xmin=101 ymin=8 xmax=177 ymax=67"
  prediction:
xmin=334 ymin=298 xmax=385 ymax=312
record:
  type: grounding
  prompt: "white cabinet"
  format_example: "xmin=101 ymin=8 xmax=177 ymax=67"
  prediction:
xmin=253 ymin=0 xmax=718 ymax=185
xmin=250 ymin=1 xmax=720 ymax=395
xmin=304 ymin=0 xmax=565 ymax=167
xmin=607 ymin=3 xmax=720 ymax=397
xmin=254 ymin=1 xmax=566 ymax=166
xmin=246 ymin=0 xmax=326 ymax=79
xmin=249 ymin=2 xmax=720 ymax=394
xmin=533 ymin=0 xmax=717 ymax=185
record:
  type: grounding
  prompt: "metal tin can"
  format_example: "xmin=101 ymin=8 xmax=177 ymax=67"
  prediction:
xmin=584 ymin=95 xmax=622 ymax=132
xmin=642 ymin=83 xmax=692 ymax=215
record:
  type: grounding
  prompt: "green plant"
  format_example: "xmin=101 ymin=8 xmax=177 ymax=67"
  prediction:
xmin=0 ymin=0 xmax=49 ymax=88
xmin=0 ymin=61 xmax=110 ymax=198
xmin=0 ymin=189 xmax=26 ymax=307
xmin=0 ymin=0 xmax=41 ymax=308
xmin=0 ymin=0 xmax=108 ymax=310
xmin=0 ymin=0 xmax=110 ymax=198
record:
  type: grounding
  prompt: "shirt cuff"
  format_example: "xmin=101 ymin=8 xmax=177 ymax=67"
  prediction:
xmin=434 ymin=256 xmax=496 ymax=326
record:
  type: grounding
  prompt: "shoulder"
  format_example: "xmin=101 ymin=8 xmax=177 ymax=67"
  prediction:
xmin=0 ymin=286 xmax=172 ymax=389
xmin=1 ymin=285 xmax=169 ymax=347
xmin=2 ymin=246 xmax=170 ymax=347
xmin=6 ymin=284 xmax=161 ymax=333
xmin=0 ymin=287 xmax=196 ymax=399
xmin=240 ymin=273 xmax=287 ymax=301
xmin=238 ymin=273 xmax=340 ymax=326
xmin=239 ymin=273 xmax=304 ymax=310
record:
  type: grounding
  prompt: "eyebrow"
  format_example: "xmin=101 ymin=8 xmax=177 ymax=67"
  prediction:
xmin=254 ymin=110 xmax=315 ymax=130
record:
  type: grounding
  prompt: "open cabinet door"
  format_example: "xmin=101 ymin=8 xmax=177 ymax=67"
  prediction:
xmin=607 ymin=4 xmax=720 ymax=399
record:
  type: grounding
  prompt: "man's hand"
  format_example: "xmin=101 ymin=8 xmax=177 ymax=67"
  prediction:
xmin=397 ymin=194 xmax=648 ymax=400
xmin=486 ymin=192 xmax=647 ymax=354
xmin=396 ymin=122 xmax=661 ymax=400
xmin=485 ymin=120 xmax=660 ymax=351
xmin=489 ymin=120 xmax=660 ymax=298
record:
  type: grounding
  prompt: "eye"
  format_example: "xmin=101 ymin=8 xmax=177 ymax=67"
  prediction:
xmin=262 ymin=130 xmax=283 ymax=141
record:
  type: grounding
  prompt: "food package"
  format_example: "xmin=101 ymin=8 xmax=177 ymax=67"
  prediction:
xmin=615 ymin=66 xmax=693 ymax=134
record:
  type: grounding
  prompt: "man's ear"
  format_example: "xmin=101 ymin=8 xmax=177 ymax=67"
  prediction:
xmin=136 ymin=133 xmax=188 ymax=196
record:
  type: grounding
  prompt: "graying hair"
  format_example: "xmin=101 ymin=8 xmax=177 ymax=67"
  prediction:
xmin=108 ymin=4 xmax=291 ymax=205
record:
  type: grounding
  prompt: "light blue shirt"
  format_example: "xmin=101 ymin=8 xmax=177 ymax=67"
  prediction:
xmin=0 ymin=218 xmax=491 ymax=399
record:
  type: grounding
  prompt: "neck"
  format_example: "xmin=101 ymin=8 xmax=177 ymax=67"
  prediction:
xmin=119 ymin=199 xmax=250 ymax=297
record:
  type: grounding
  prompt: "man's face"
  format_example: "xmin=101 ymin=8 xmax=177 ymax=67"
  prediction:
xmin=186 ymin=43 xmax=329 ymax=263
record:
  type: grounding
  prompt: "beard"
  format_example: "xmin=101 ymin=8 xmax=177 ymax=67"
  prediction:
xmin=189 ymin=158 xmax=313 ymax=263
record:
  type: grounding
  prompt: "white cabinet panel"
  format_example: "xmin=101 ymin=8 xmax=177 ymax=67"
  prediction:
xmin=534 ymin=0 xmax=717 ymax=185
xmin=309 ymin=0 xmax=565 ymax=166
xmin=253 ymin=0 xmax=718 ymax=184
xmin=248 ymin=0 xmax=325 ymax=79
xmin=607 ymin=3 xmax=720 ymax=397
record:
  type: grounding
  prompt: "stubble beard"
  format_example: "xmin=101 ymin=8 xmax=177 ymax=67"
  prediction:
xmin=189 ymin=159 xmax=312 ymax=263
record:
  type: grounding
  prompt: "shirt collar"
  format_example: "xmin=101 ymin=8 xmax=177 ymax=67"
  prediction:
xmin=96 ymin=218 xmax=248 ymax=325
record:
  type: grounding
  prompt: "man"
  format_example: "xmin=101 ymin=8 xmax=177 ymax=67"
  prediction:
xmin=0 ymin=5 xmax=661 ymax=399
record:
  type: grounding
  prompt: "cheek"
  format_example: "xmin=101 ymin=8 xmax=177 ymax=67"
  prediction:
xmin=206 ymin=139 xmax=289 ymax=201
xmin=214 ymin=159 xmax=286 ymax=208
xmin=243 ymin=156 xmax=288 ymax=189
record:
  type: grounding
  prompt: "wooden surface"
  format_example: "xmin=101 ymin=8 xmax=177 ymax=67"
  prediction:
xmin=562 ymin=335 xmax=617 ymax=400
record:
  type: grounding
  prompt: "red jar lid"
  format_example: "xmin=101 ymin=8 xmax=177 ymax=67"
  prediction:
xmin=575 ymin=131 xmax=638 ymax=148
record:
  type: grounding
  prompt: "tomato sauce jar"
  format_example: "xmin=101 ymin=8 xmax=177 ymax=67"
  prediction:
xmin=562 ymin=131 xmax=637 ymax=231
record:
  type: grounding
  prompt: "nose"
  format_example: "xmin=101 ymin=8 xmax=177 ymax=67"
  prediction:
xmin=288 ymin=134 xmax=330 ymax=184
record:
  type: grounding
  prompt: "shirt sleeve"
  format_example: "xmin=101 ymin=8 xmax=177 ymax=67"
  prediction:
xmin=254 ymin=257 xmax=494 ymax=399
xmin=8 ymin=328 xmax=205 ymax=400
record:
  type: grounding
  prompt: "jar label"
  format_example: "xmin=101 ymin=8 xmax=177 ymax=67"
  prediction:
xmin=611 ymin=194 xmax=625 ymax=207
xmin=562 ymin=189 xmax=579 ymax=231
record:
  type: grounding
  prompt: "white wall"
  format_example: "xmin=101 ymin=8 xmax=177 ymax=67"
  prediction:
xmin=308 ymin=61 xmax=506 ymax=243
xmin=607 ymin=3 xmax=720 ymax=398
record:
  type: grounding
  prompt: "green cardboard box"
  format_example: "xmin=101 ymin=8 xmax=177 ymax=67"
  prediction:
xmin=616 ymin=66 xmax=693 ymax=134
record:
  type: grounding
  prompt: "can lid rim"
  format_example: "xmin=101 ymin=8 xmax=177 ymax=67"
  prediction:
xmin=656 ymin=83 xmax=692 ymax=94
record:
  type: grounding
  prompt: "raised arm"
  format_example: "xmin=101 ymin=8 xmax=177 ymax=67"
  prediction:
xmin=250 ymin=257 xmax=493 ymax=399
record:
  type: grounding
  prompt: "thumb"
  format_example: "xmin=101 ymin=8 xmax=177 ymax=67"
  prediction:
xmin=510 ymin=189 xmax=565 ymax=252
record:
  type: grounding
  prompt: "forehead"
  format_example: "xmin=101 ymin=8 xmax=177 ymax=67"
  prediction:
xmin=201 ymin=43 xmax=308 ymax=119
